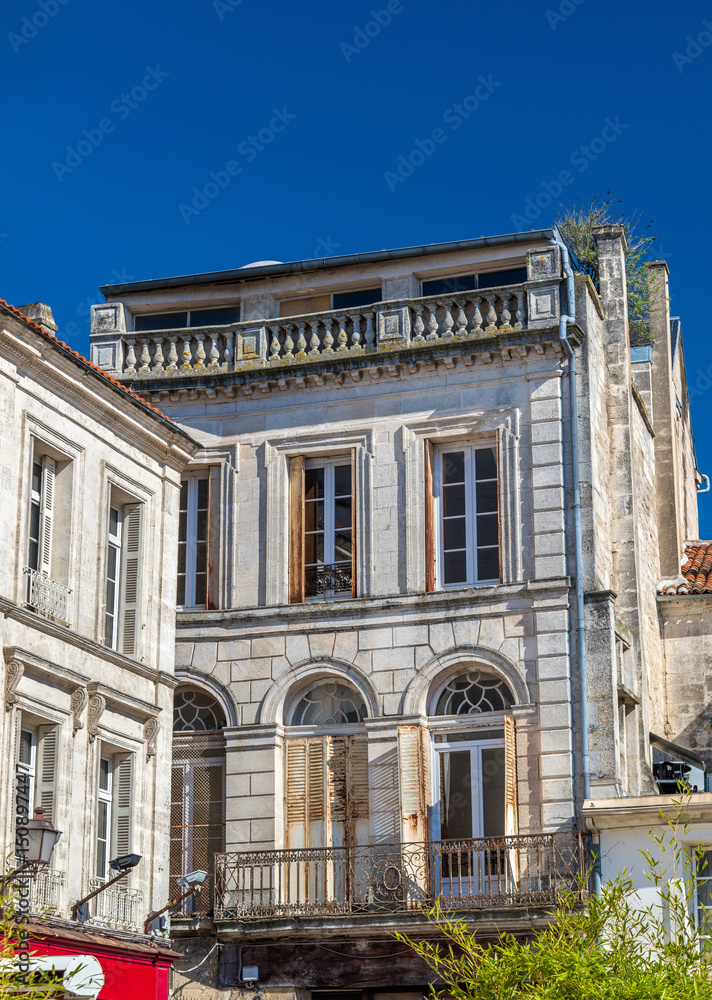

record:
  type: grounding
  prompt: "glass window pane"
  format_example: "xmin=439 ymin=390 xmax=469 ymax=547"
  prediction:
xmin=444 ymin=517 xmax=466 ymax=551
xmin=332 ymin=288 xmax=382 ymax=309
xmin=177 ymin=543 xmax=187 ymax=574
xmin=134 ymin=312 xmax=188 ymax=331
xmin=305 ymin=468 xmax=324 ymax=500
xmin=334 ymin=530 xmax=352 ymax=561
xmin=477 ymin=547 xmax=499 ymax=581
xmin=444 ymin=550 xmax=467 ymax=585
xmin=180 ymin=481 xmax=188 ymax=509
xmin=477 ymin=513 xmax=499 ymax=547
xmin=423 ymin=275 xmax=476 ymax=296
xmin=442 ymin=452 xmax=465 ymax=485
xmin=19 ymin=731 xmax=33 ymax=766
xmin=189 ymin=306 xmax=241 ymax=326
xmin=176 ymin=577 xmax=186 ymax=606
xmin=476 ymin=268 xmax=527 ymax=290
xmin=304 ymin=500 xmax=324 ymax=533
xmin=443 ymin=483 xmax=465 ymax=517
xmin=475 ymin=480 xmax=498 ymax=513
xmin=334 ymin=465 xmax=352 ymax=496
xmin=195 ymin=574 xmax=206 ymax=607
xmin=109 ymin=507 xmax=119 ymax=536
xmin=195 ymin=541 xmax=207 ymax=574
xmin=179 ymin=511 xmax=187 ymax=541
xmin=475 ymin=448 xmax=497 ymax=480
xmin=32 ymin=462 xmax=42 ymax=495
xmin=305 ymin=534 xmax=324 ymax=565
xmin=197 ymin=478 xmax=209 ymax=507
xmin=99 ymin=759 xmax=110 ymax=792
xmin=334 ymin=497 xmax=352 ymax=529
xmin=440 ymin=750 xmax=473 ymax=840
xmin=196 ymin=510 xmax=208 ymax=542
xmin=481 ymin=747 xmax=505 ymax=837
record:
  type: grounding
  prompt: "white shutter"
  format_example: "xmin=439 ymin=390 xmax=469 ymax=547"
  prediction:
xmin=113 ymin=755 xmax=134 ymax=858
xmin=36 ymin=725 xmax=58 ymax=825
xmin=39 ymin=456 xmax=55 ymax=575
xmin=119 ymin=504 xmax=142 ymax=657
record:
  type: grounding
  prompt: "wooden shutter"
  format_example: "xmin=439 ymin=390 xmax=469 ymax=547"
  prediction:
xmin=327 ymin=735 xmax=370 ymax=849
xmin=286 ymin=738 xmax=326 ymax=848
xmin=119 ymin=504 xmax=142 ymax=657
xmin=39 ymin=456 xmax=55 ymax=575
xmin=496 ymin=435 xmax=502 ymax=584
xmin=36 ymin=725 xmax=58 ymax=824
xmin=288 ymin=457 xmax=305 ymax=604
xmin=350 ymin=449 xmax=357 ymax=598
xmin=504 ymin=715 xmax=518 ymax=836
xmin=113 ymin=755 xmax=134 ymax=858
xmin=424 ymin=442 xmax=435 ymax=592
xmin=207 ymin=466 xmax=221 ymax=611
xmin=397 ymin=725 xmax=430 ymax=844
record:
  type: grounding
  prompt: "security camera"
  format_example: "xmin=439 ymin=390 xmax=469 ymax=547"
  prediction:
xmin=109 ymin=853 xmax=142 ymax=872
xmin=177 ymin=870 xmax=208 ymax=887
xmin=242 ymin=965 xmax=259 ymax=987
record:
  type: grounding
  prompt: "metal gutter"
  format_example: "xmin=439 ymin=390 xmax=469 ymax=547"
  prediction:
xmin=100 ymin=230 xmax=555 ymax=295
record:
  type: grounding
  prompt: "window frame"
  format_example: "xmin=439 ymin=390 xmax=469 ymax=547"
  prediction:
xmin=433 ymin=442 xmax=500 ymax=589
xmin=178 ymin=473 xmax=210 ymax=609
xmin=432 ymin=733 xmax=506 ymax=840
xmin=104 ymin=504 xmax=122 ymax=648
xmin=303 ymin=457 xmax=353 ymax=601
xmin=133 ymin=305 xmax=241 ymax=331
xmin=18 ymin=726 xmax=37 ymax=816
xmin=96 ymin=756 xmax=113 ymax=879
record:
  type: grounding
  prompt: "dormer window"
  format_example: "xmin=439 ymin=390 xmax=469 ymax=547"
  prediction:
xmin=134 ymin=306 xmax=240 ymax=331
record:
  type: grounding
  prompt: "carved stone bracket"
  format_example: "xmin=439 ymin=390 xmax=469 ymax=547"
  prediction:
xmin=71 ymin=687 xmax=88 ymax=734
xmin=87 ymin=694 xmax=106 ymax=742
xmin=144 ymin=717 xmax=160 ymax=758
xmin=5 ymin=659 xmax=24 ymax=711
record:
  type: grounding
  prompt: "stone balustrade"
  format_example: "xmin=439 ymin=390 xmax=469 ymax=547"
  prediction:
xmin=115 ymin=279 xmax=560 ymax=381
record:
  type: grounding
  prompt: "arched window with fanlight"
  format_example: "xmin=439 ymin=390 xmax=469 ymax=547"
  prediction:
xmin=428 ymin=668 xmax=518 ymax=856
xmin=170 ymin=686 xmax=226 ymax=916
xmin=284 ymin=680 xmax=369 ymax=854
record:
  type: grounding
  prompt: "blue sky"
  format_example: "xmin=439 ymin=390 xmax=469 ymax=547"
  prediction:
xmin=3 ymin=0 xmax=712 ymax=531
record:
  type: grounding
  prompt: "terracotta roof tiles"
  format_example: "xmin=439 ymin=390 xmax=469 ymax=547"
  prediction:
xmin=0 ymin=297 xmax=172 ymax=423
xmin=657 ymin=542 xmax=712 ymax=596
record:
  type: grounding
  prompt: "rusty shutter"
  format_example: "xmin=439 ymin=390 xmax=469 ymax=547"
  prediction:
xmin=397 ymin=725 xmax=430 ymax=844
xmin=424 ymin=442 xmax=435 ymax=592
xmin=504 ymin=715 xmax=518 ymax=836
xmin=289 ymin=456 xmax=305 ymax=604
xmin=207 ymin=466 xmax=221 ymax=610
xmin=287 ymin=736 xmax=368 ymax=849
xmin=327 ymin=735 xmax=369 ymax=848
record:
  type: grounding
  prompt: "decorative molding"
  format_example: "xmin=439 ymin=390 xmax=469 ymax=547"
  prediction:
xmin=5 ymin=659 xmax=24 ymax=711
xmin=143 ymin=717 xmax=160 ymax=758
xmin=71 ymin=686 xmax=88 ymax=733
xmin=173 ymin=668 xmax=239 ymax=727
xmin=259 ymin=657 xmax=381 ymax=726
xmin=87 ymin=681 xmax=162 ymax=721
xmin=87 ymin=694 xmax=106 ymax=742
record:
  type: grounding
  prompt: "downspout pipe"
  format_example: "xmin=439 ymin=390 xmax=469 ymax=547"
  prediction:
xmin=550 ymin=230 xmax=600 ymax=894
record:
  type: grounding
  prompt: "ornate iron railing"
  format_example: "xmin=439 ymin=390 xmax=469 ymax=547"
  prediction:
xmin=7 ymin=858 xmax=63 ymax=913
xmin=214 ymin=833 xmax=584 ymax=921
xmin=24 ymin=567 xmax=71 ymax=626
xmin=304 ymin=562 xmax=353 ymax=598
xmin=88 ymin=877 xmax=143 ymax=931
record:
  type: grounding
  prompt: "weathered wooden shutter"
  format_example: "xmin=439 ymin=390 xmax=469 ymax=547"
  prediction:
xmin=327 ymin=735 xmax=369 ymax=849
xmin=288 ymin=457 xmax=305 ymax=604
xmin=207 ymin=466 xmax=221 ymax=611
xmin=397 ymin=725 xmax=430 ymax=844
xmin=424 ymin=443 xmax=435 ymax=592
xmin=113 ymin=755 xmax=134 ymax=858
xmin=496 ymin=436 xmax=502 ymax=584
xmin=119 ymin=504 xmax=142 ymax=657
xmin=39 ymin=456 xmax=55 ymax=575
xmin=504 ymin=715 xmax=518 ymax=837
xmin=286 ymin=738 xmax=326 ymax=848
xmin=36 ymin=724 xmax=58 ymax=824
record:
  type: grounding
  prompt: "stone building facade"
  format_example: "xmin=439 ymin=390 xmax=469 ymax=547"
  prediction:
xmin=0 ymin=298 xmax=198 ymax=993
xmin=90 ymin=225 xmax=705 ymax=997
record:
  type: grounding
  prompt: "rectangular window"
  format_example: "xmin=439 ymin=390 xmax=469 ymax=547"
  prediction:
xmin=697 ymin=851 xmax=712 ymax=937
xmin=434 ymin=445 xmax=499 ymax=588
xmin=96 ymin=757 xmax=113 ymax=878
xmin=18 ymin=727 xmax=37 ymax=817
xmin=422 ymin=268 xmax=527 ymax=297
xmin=279 ymin=288 xmax=382 ymax=318
xmin=27 ymin=454 xmax=55 ymax=577
xmin=134 ymin=306 xmax=240 ymax=331
xmin=177 ymin=475 xmax=209 ymax=608
xmin=16 ymin=723 xmax=58 ymax=826
xmin=96 ymin=752 xmax=133 ymax=880
xmin=104 ymin=498 xmax=143 ymax=656
xmin=289 ymin=457 xmax=354 ymax=602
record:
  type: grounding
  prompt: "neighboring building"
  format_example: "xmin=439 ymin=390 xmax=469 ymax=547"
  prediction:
xmin=0 ymin=299 xmax=199 ymax=997
xmin=89 ymin=226 xmax=707 ymax=997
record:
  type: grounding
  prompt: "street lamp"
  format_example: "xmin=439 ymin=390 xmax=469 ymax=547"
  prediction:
xmin=72 ymin=854 xmax=142 ymax=922
xmin=3 ymin=807 xmax=62 ymax=885
xmin=144 ymin=870 xmax=208 ymax=935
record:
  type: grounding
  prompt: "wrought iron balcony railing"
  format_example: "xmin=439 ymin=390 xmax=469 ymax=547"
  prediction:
xmin=89 ymin=877 xmax=143 ymax=931
xmin=214 ymin=833 xmax=584 ymax=921
xmin=24 ymin=567 xmax=71 ymax=626
xmin=7 ymin=858 xmax=63 ymax=913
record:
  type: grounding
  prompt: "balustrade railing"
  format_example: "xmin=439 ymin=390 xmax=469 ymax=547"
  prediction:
xmin=7 ymin=859 xmax=63 ymax=913
xmin=214 ymin=832 xmax=584 ymax=921
xmin=24 ymin=567 xmax=71 ymax=626
xmin=89 ymin=877 xmax=143 ymax=931
xmin=118 ymin=282 xmax=534 ymax=379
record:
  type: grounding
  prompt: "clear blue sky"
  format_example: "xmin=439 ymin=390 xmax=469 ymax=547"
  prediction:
xmin=3 ymin=0 xmax=712 ymax=532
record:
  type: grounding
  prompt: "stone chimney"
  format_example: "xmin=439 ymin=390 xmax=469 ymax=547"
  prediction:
xmin=18 ymin=302 xmax=58 ymax=334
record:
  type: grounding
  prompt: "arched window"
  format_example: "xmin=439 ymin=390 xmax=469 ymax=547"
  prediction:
xmin=290 ymin=681 xmax=367 ymax=726
xmin=171 ymin=686 xmax=225 ymax=918
xmin=435 ymin=669 xmax=513 ymax=715
xmin=174 ymin=688 xmax=226 ymax=731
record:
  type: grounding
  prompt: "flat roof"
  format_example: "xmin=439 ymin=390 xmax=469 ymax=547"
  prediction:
xmin=100 ymin=230 xmax=554 ymax=295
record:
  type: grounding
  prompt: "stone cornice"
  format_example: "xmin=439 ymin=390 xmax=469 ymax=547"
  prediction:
xmin=0 ymin=596 xmax=178 ymax=689
xmin=3 ymin=646 xmax=90 ymax=689
xmin=87 ymin=680 xmax=161 ymax=720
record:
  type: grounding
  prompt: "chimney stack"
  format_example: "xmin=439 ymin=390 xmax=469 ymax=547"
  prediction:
xmin=19 ymin=302 xmax=58 ymax=334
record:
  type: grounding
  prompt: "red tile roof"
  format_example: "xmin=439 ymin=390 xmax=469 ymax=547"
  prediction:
xmin=658 ymin=542 xmax=712 ymax=596
xmin=0 ymin=297 xmax=173 ymax=424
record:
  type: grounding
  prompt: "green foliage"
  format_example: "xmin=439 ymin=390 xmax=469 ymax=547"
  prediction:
xmin=396 ymin=797 xmax=712 ymax=1000
xmin=555 ymin=192 xmax=661 ymax=345
xmin=0 ymin=873 xmax=64 ymax=998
